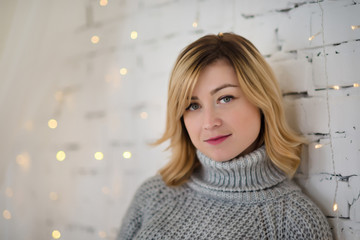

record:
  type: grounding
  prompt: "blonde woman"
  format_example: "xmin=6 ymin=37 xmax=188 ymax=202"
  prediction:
xmin=118 ymin=33 xmax=332 ymax=239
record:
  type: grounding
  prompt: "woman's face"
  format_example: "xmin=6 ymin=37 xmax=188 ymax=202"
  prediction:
xmin=183 ymin=59 xmax=261 ymax=162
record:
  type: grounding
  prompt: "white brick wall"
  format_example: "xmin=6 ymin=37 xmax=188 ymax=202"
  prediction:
xmin=0 ymin=0 xmax=359 ymax=239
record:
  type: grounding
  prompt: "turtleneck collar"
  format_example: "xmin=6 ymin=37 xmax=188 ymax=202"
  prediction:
xmin=187 ymin=146 xmax=287 ymax=196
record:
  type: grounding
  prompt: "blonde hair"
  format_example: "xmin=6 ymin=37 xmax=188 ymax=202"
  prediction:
xmin=154 ymin=33 xmax=305 ymax=186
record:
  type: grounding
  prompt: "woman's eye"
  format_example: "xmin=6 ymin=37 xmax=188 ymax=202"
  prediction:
xmin=219 ymin=96 xmax=233 ymax=103
xmin=186 ymin=103 xmax=200 ymax=111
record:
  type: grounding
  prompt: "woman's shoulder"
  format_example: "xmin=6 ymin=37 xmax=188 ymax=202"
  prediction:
xmin=282 ymin=184 xmax=333 ymax=239
xmin=133 ymin=174 xmax=187 ymax=202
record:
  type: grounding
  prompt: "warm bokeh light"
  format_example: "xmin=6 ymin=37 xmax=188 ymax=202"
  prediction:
xmin=95 ymin=152 xmax=104 ymax=160
xmin=99 ymin=231 xmax=107 ymax=238
xmin=130 ymin=31 xmax=138 ymax=39
xmin=102 ymin=186 xmax=110 ymax=195
xmin=351 ymin=25 xmax=359 ymax=30
xmin=52 ymin=230 xmax=61 ymax=239
xmin=24 ymin=120 xmax=34 ymax=131
xmin=56 ymin=151 xmax=66 ymax=162
xmin=140 ymin=112 xmax=148 ymax=119
xmin=123 ymin=151 xmax=132 ymax=159
xmin=55 ymin=91 xmax=64 ymax=101
xmin=91 ymin=35 xmax=100 ymax=44
xmin=192 ymin=21 xmax=198 ymax=28
xmin=333 ymin=203 xmax=338 ymax=212
xmin=333 ymin=85 xmax=340 ymax=90
xmin=120 ymin=68 xmax=128 ymax=75
xmin=354 ymin=83 xmax=359 ymax=88
xmin=314 ymin=144 xmax=323 ymax=149
xmin=48 ymin=119 xmax=58 ymax=129
xmin=49 ymin=192 xmax=59 ymax=201
xmin=99 ymin=0 xmax=108 ymax=6
xmin=16 ymin=153 xmax=30 ymax=170
xmin=5 ymin=187 xmax=13 ymax=198
xmin=3 ymin=210 xmax=11 ymax=220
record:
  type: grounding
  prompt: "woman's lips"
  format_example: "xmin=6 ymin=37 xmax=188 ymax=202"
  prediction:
xmin=204 ymin=134 xmax=232 ymax=145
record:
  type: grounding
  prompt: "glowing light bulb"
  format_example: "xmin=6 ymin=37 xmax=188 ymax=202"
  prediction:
xmin=351 ymin=25 xmax=359 ymax=30
xmin=56 ymin=151 xmax=66 ymax=162
xmin=52 ymin=230 xmax=61 ymax=239
xmin=91 ymin=35 xmax=100 ymax=44
xmin=140 ymin=112 xmax=148 ymax=119
xmin=95 ymin=152 xmax=104 ymax=160
xmin=16 ymin=153 xmax=30 ymax=170
xmin=354 ymin=83 xmax=359 ymax=88
xmin=102 ymin=186 xmax=110 ymax=195
xmin=123 ymin=151 xmax=132 ymax=159
xmin=333 ymin=203 xmax=338 ymax=212
xmin=120 ymin=68 xmax=128 ymax=75
xmin=49 ymin=192 xmax=59 ymax=201
xmin=314 ymin=144 xmax=323 ymax=149
xmin=5 ymin=188 xmax=13 ymax=198
xmin=99 ymin=231 xmax=107 ymax=238
xmin=24 ymin=120 xmax=33 ymax=131
xmin=48 ymin=119 xmax=58 ymax=129
xmin=333 ymin=85 xmax=340 ymax=90
xmin=308 ymin=32 xmax=320 ymax=41
xmin=192 ymin=21 xmax=198 ymax=28
xmin=99 ymin=0 xmax=108 ymax=6
xmin=3 ymin=210 xmax=11 ymax=220
xmin=55 ymin=91 xmax=64 ymax=101
xmin=130 ymin=31 xmax=138 ymax=39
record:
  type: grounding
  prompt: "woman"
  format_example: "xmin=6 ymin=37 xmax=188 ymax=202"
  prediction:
xmin=118 ymin=33 xmax=333 ymax=239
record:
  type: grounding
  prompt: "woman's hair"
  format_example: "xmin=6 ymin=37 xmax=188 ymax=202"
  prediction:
xmin=154 ymin=32 xmax=305 ymax=186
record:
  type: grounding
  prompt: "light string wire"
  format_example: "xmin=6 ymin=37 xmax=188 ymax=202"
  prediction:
xmin=317 ymin=0 xmax=340 ymax=238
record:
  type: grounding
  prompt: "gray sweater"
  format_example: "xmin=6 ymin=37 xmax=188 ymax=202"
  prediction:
xmin=118 ymin=146 xmax=333 ymax=239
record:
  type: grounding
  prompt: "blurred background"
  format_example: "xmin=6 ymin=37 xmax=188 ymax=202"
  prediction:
xmin=0 ymin=0 xmax=359 ymax=239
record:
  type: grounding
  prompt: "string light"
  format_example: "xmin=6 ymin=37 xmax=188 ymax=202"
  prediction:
xmin=351 ymin=25 xmax=360 ymax=30
xmin=16 ymin=153 xmax=30 ymax=170
xmin=354 ymin=83 xmax=359 ymax=88
xmin=130 ymin=31 xmax=138 ymax=40
xmin=48 ymin=119 xmax=58 ymax=129
xmin=91 ymin=35 xmax=100 ymax=44
xmin=140 ymin=112 xmax=148 ymax=119
xmin=120 ymin=68 xmax=128 ymax=75
xmin=333 ymin=203 xmax=338 ymax=212
xmin=123 ymin=151 xmax=132 ymax=159
xmin=24 ymin=120 xmax=34 ymax=131
xmin=94 ymin=152 xmax=104 ymax=160
xmin=99 ymin=231 xmax=107 ymax=238
xmin=314 ymin=144 xmax=323 ymax=149
xmin=5 ymin=188 xmax=13 ymax=198
xmin=52 ymin=230 xmax=61 ymax=239
xmin=308 ymin=32 xmax=321 ymax=41
xmin=102 ymin=186 xmax=110 ymax=195
xmin=99 ymin=0 xmax=108 ymax=6
xmin=3 ymin=210 xmax=11 ymax=220
xmin=56 ymin=151 xmax=66 ymax=162
xmin=55 ymin=91 xmax=64 ymax=101
xmin=332 ymin=85 xmax=340 ymax=90
xmin=49 ymin=192 xmax=59 ymax=201
xmin=192 ymin=21 xmax=198 ymax=28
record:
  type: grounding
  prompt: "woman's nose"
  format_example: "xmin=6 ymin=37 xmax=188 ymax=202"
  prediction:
xmin=202 ymin=107 xmax=222 ymax=130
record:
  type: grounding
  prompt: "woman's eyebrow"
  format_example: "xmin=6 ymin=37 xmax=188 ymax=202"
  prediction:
xmin=190 ymin=84 xmax=239 ymax=100
xmin=210 ymin=84 xmax=239 ymax=95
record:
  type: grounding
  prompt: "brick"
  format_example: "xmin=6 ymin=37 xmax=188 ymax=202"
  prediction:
xmin=312 ymin=41 xmax=360 ymax=87
xmin=295 ymin=175 xmax=352 ymax=218
xmin=270 ymin=57 xmax=312 ymax=93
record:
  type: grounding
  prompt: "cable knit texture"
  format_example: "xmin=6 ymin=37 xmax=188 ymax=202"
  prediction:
xmin=118 ymin=146 xmax=333 ymax=239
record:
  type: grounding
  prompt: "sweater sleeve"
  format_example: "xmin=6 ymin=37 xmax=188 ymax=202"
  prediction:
xmin=285 ymin=192 xmax=333 ymax=240
xmin=117 ymin=175 xmax=167 ymax=240
xmin=117 ymin=183 xmax=146 ymax=240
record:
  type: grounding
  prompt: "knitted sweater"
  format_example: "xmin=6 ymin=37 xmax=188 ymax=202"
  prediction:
xmin=118 ymin=146 xmax=333 ymax=239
